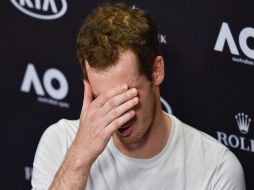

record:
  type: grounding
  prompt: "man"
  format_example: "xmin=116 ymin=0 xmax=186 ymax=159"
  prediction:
xmin=31 ymin=3 xmax=245 ymax=190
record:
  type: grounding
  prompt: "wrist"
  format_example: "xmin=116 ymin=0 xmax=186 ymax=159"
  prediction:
xmin=67 ymin=142 xmax=95 ymax=172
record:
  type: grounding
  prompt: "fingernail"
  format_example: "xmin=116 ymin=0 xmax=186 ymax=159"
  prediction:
xmin=133 ymin=97 xmax=139 ymax=103
xmin=130 ymin=110 xmax=135 ymax=116
xmin=122 ymin=84 xmax=128 ymax=90
xmin=131 ymin=88 xmax=137 ymax=95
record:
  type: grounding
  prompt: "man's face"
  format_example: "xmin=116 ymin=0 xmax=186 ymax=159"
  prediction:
xmin=86 ymin=50 xmax=157 ymax=145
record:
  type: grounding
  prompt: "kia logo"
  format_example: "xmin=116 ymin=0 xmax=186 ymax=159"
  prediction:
xmin=10 ymin=0 xmax=67 ymax=20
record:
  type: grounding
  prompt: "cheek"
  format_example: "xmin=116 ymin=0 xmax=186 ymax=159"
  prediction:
xmin=136 ymin=88 xmax=155 ymax=118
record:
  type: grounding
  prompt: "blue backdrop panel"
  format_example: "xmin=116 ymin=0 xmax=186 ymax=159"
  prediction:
xmin=1 ymin=0 xmax=253 ymax=189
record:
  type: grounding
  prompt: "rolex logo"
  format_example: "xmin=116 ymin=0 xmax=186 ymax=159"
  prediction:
xmin=235 ymin=113 xmax=252 ymax=134
xmin=216 ymin=112 xmax=254 ymax=152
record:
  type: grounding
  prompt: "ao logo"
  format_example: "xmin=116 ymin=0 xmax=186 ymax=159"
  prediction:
xmin=10 ymin=0 xmax=67 ymax=20
xmin=21 ymin=63 xmax=68 ymax=100
xmin=214 ymin=22 xmax=254 ymax=60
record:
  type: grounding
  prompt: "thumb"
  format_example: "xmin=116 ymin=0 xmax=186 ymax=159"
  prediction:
xmin=82 ymin=80 xmax=93 ymax=111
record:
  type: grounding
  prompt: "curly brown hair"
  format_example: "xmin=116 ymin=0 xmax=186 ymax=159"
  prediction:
xmin=77 ymin=3 xmax=161 ymax=80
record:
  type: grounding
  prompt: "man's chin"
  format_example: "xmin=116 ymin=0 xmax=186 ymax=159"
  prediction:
xmin=114 ymin=127 xmax=143 ymax=145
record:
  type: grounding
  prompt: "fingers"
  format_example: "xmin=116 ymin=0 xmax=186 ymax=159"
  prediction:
xmin=82 ymin=80 xmax=94 ymax=111
xmin=92 ymin=84 xmax=128 ymax=108
xmin=99 ymin=88 xmax=138 ymax=116
xmin=104 ymin=110 xmax=135 ymax=137
xmin=103 ymin=96 xmax=139 ymax=126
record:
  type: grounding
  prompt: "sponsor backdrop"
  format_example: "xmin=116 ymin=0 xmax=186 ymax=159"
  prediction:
xmin=1 ymin=0 xmax=253 ymax=189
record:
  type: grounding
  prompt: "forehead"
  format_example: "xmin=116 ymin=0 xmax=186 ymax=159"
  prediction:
xmin=86 ymin=50 xmax=143 ymax=95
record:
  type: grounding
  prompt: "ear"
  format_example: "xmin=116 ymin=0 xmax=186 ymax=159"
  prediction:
xmin=152 ymin=56 xmax=165 ymax=85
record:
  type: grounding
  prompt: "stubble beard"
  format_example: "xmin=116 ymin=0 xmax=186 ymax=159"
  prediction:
xmin=116 ymin=94 xmax=157 ymax=146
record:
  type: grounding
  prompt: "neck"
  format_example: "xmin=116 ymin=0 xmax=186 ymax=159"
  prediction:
xmin=113 ymin=107 xmax=172 ymax=159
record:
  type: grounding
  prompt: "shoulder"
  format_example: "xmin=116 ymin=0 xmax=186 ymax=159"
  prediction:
xmin=212 ymin=149 xmax=246 ymax=189
xmin=42 ymin=119 xmax=79 ymax=144
xmin=171 ymin=114 xmax=227 ymax=155
xmin=31 ymin=119 xmax=79 ymax=189
xmin=171 ymin=115 xmax=246 ymax=189
xmin=36 ymin=119 xmax=80 ymax=162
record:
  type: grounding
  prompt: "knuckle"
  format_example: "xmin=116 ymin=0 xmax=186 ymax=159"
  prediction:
xmin=105 ymin=89 xmax=114 ymax=100
xmin=102 ymin=92 xmax=110 ymax=102
xmin=108 ymin=99 xmax=117 ymax=107
xmin=88 ymin=111 xmax=97 ymax=122
xmin=111 ymin=110 xmax=118 ymax=119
